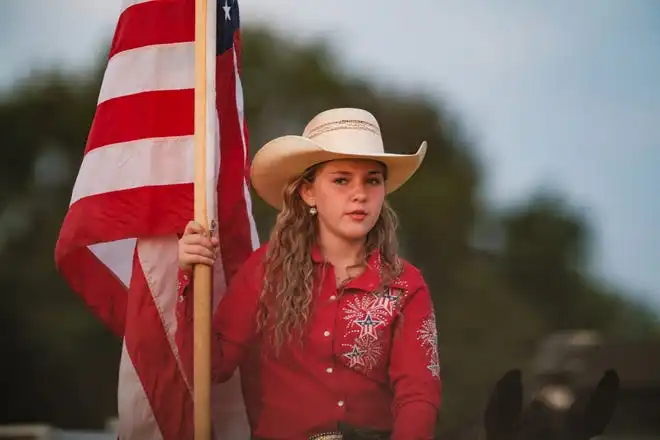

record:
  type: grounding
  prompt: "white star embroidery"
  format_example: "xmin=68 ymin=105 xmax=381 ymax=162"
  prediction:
xmin=417 ymin=315 xmax=441 ymax=379
xmin=371 ymin=289 xmax=400 ymax=315
xmin=355 ymin=312 xmax=384 ymax=339
xmin=427 ymin=360 xmax=441 ymax=378
xmin=222 ymin=0 xmax=231 ymax=21
xmin=343 ymin=345 xmax=365 ymax=368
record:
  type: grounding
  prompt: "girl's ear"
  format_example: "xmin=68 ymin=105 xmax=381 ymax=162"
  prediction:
xmin=299 ymin=180 xmax=316 ymax=207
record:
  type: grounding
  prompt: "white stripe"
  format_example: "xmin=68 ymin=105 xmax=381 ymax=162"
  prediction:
xmin=88 ymin=238 xmax=137 ymax=288
xmin=99 ymin=42 xmax=194 ymax=105
xmin=117 ymin=341 xmax=164 ymax=440
xmin=120 ymin=0 xmax=154 ymax=15
xmin=70 ymin=136 xmax=193 ymax=205
xmin=137 ymin=237 xmax=192 ymax=392
xmin=233 ymin=48 xmax=261 ymax=250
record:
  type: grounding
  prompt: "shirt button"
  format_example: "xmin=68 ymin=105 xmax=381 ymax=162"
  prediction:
xmin=337 ymin=400 xmax=344 ymax=407
xmin=329 ymin=295 xmax=337 ymax=301
xmin=323 ymin=330 xmax=331 ymax=337
xmin=326 ymin=367 xmax=333 ymax=373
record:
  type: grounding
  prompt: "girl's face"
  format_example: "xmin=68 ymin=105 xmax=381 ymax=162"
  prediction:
xmin=300 ymin=159 xmax=386 ymax=244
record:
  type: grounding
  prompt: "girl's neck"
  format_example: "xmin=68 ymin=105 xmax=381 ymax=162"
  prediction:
xmin=317 ymin=230 xmax=366 ymax=270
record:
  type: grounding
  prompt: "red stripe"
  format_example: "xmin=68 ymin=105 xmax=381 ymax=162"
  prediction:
xmin=215 ymin=47 xmax=254 ymax=283
xmin=54 ymin=247 xmax=127 ymax=337
xmin=234 ymin=31 xmax=244 ymax=76
xmin=110 ymin=0 xmax=194 ymax=59
xmin=125 ymin=247 xmax=193 ymax=440
xmin=86 ymin=90 xmax=193 ymax=153
xmin=56 ymin=184 xmax=192 ymax=253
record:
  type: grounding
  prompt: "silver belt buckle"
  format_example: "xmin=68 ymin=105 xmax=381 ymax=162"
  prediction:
xmin=309 ymin=432 xmax=343 ymax=440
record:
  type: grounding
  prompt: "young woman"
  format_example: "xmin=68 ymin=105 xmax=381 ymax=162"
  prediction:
xmin=176 ymin=108 xmax=441 ymax=439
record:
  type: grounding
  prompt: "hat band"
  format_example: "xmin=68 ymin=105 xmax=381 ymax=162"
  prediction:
xmin=306 ymin=119 xmax=381 ymax=139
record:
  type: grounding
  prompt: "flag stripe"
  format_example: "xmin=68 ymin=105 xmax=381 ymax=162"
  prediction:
xmin=72 ymin=136 xmax=193 ymax=204
xmin=54 ymin=246 xmax=127 ymax=336
xmin=124 ymin=241 xmax=193 ymax=440
xmin=113 ymin=1 xmax=194 ymax=59
xmin=119 ymin=0 xmax=156 ymax=16
xmin=216 ymin=48 xmax=255 ymax=280
xmin=89 ymin=238 xmax=137 ymax=288
xmin=100 ymin=44 xmax=194 ymax=105
xmin=89 ymin=90 xmax=193 ymax=152
xmin=138 ymin=236 xmax=191 ymax=392
xmin=232 ymin=37 xmax=261 ymax=251
xmin=118 ymin=341 xmax=163 ymax=440
xmin=63 ymin=184 xmax=192 ymax=250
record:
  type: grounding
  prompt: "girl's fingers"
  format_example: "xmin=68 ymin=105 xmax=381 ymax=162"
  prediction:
xmin=183 ymin=244 xmax=215 ymax=259
xmin=184 ymin=221 xmax=205 ymax=236
xmin=179 ymin=221 xmax=216 ymax=269
xmin=183 ymin=234 xmax=214 ymax=249
xmin=185 ymin=255 xmax=215 ymax=267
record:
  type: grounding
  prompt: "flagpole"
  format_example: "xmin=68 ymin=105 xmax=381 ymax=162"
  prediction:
xmin=194 ymin=0 xmax=213 ymax=439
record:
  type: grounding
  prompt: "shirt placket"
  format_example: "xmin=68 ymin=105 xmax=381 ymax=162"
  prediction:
xmin=319 ymin=262 xmax=348 ymax=417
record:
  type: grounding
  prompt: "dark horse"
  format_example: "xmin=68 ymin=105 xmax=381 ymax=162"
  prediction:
xmin=483 ymin=369 xmax=620 ymax=440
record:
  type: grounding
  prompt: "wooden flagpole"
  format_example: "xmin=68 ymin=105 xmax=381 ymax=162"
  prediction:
xmin=193 ymin=0 xmax=212 ymax=439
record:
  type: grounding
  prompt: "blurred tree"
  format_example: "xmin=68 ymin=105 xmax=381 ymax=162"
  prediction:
xmin=0 ymin=25 xmax=657 ymax=434
xmin=499 ymin=190 xmax=659 ymax=337
xmin=499 ymin=191 xmax=591 ymax=327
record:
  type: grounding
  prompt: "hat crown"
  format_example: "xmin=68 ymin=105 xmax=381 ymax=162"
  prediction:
xmin=301 ymin=108 xmax=385 ymax=155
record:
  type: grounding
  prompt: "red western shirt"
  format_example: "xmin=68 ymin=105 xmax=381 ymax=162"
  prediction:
xmin=176 ymin=244 xmax=442 ymax=439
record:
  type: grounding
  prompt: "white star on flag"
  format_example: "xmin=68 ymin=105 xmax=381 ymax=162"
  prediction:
xmin=223 ymin=0 xmax=231 ymax=21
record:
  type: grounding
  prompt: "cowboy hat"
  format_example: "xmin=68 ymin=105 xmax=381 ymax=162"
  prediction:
xmin=250 ymin=108 xmax=427 ymax=210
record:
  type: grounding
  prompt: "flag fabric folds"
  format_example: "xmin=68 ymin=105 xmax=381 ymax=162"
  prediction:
xmin=54 ymin=0 xmax=259 ymax=438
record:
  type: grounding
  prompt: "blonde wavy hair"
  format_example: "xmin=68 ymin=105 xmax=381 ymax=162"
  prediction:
xmin=256 ymin=162 xmax=403 ymax=351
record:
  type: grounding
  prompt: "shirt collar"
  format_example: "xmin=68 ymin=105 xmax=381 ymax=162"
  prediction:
xmin=311 ymin=244 xmax=383 ymax=292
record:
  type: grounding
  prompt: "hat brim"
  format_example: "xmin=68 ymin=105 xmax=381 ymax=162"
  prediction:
xmin=250 ymin=135 xmax=427 ymax=210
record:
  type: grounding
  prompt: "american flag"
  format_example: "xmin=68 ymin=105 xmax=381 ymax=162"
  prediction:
xmin=54 ymin=1 xmax=259 ymax=439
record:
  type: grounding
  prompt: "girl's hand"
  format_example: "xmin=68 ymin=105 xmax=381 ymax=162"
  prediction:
xmin=178 ymin=220 xmax=219 ymax=273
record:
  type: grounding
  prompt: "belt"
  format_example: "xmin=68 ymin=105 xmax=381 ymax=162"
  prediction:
xmin=309 ymin=433 xmax=343 ymax=440
xmin=309 ymin=423 xmax=391 ymax=440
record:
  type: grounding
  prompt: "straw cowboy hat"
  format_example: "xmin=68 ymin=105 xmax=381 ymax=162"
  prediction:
xmin=250 ymin=108 xmax=427 ymax=209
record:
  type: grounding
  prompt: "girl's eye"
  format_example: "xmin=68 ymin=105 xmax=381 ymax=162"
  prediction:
xmin=368 ymin=178 xmax=382 ymax=185
xmin=334 ymin=178 xmax=348 ymax=185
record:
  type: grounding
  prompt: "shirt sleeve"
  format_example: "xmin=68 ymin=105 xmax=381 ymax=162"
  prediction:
xmin=388 ymin=282 xmax=442 ymax=440
xmin=175 ymin=253 xmax=262 ymax=385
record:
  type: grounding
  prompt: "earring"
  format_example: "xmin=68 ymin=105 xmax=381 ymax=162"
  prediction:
xmin=309 ymin=206 xmax=317 ymax=215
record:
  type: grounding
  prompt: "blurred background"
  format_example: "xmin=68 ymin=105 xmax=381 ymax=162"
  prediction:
xmin=1 ymin=1 xmax=659 ymax=439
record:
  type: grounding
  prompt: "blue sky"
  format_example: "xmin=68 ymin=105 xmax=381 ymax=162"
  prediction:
xmin=1 ymin=0 xmax=659 ymax=312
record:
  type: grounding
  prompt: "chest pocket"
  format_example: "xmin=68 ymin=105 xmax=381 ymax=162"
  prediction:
xmin=334 ymin=287 xmax=406 ymax=379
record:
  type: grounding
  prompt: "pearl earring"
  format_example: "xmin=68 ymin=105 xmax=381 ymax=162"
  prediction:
xmin=309 ymin=206 xmax=317 ymax=215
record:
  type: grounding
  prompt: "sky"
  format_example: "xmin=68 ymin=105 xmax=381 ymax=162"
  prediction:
xmin=0 ymin=0 xmax=659 ymax=311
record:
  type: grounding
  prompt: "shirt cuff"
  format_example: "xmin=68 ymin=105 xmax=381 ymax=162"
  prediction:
xmin=177 ymin=268 xmax=192 ymax=299
xmin=392 ymin=401 xmax=438 ymax=440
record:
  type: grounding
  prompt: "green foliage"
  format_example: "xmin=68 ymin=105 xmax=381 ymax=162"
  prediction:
xmin=0 ymin=25 xmax=657 ymax=433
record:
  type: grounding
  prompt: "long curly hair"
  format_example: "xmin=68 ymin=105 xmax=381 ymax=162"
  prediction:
xmin=256 ymin=163 xmax=403 ymax=352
